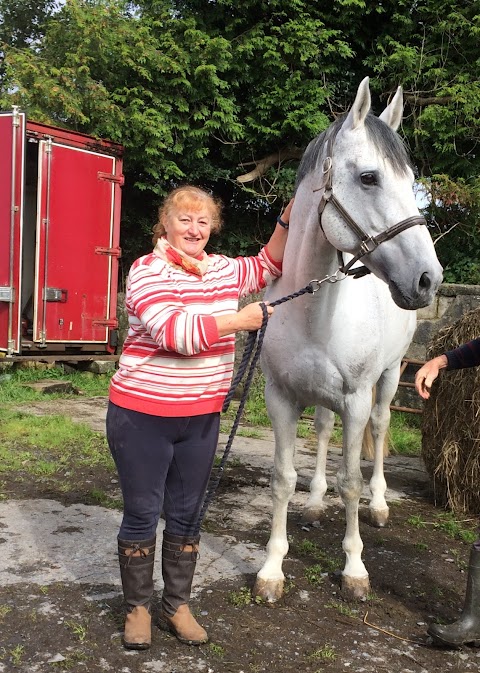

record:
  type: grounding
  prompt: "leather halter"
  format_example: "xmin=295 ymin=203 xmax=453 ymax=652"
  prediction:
xmin=317 ymin=124 xmax=427 ymax=278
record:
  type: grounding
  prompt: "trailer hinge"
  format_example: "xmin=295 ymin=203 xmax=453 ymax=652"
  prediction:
xmin=98 ymin=171 xmax=125 ymax=186
xmin=95 ymin=246 xmax=122 ymax=257
xmin=0 ymin=287 xmax=15 ymax=303
xmin=92 ymin=318 xmax=118 ymax=328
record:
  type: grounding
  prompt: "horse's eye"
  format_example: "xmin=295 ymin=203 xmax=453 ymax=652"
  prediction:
xmin=360 ymin=172 xmax=377 ymax=186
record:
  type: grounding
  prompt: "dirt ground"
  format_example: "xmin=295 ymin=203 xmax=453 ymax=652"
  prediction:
xmin=1 ymin=398 xmax=480 ymax=673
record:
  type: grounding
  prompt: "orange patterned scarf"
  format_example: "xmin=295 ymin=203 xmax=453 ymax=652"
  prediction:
xmin=154 ymin=237 xmax=209 ymax=276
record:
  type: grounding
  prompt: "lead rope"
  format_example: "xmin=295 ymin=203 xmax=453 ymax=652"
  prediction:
xmin=193 ymin=281 xmax=330 ymax=535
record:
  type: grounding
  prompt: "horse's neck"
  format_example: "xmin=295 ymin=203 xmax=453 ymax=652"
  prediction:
xmin=284 ymin=182 xmax=338 ymax=285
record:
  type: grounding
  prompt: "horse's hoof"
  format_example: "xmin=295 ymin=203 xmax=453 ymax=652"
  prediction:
xmin=302 ymin=506 xmax=324 ymax=523
xmin=340 ymin=574 xmax=370 ymax=601
xmin=253 ymin=577 xmax=284 ymax=603
xmin=369 ymin=507 xmax=389 ymax=528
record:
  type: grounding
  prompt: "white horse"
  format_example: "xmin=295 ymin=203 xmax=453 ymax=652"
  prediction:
xmin=255 ymin=77 xmax=443 ymax=602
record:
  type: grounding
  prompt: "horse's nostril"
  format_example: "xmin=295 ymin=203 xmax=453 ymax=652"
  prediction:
xmin=419 ymin=272 xmax=431 ymax=291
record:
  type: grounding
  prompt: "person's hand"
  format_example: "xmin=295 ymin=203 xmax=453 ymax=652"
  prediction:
xmin=280 ymin=197 xmax=294 ymax=226
xmin=236 ymin=302 xmax=274 ymax=332
xmin=414 ymin=354 xmax=448 ymax=400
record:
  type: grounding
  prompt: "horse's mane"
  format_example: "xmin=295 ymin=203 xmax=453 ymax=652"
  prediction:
xmin=295 ymin=113 xmax=412 ymax=190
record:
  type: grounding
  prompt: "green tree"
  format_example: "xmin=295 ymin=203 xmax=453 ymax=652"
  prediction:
xmin=1 ymin=0 xmax=478 ymax=276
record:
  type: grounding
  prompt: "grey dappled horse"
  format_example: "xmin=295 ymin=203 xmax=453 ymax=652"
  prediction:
xmin=255 ymin=77 xmax=443 ymax=602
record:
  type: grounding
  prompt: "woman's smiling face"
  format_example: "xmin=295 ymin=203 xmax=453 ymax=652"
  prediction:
xmin=163 ymin=203 xmax=212 ymax=258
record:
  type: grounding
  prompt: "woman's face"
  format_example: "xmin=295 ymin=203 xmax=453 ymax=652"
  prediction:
xmin=164 ymin=203 xmax=212 ymax=257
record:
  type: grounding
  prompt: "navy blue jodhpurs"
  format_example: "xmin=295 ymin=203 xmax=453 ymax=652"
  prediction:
xmin=106 ymin=401 xmax=220 ymax=540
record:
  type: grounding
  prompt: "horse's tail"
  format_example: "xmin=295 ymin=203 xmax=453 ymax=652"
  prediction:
xmin=360 ymin=386 xmax=390 ymax=459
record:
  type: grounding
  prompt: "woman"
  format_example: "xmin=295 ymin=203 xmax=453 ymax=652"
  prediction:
xmin=107 ymin=185 xmax=292 ymax=650
xmin=415 ymin=342 xmax=480 ymax=648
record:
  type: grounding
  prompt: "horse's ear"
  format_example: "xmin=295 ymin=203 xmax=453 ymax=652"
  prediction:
xmin=343 ymin=76 xmax=371 ymax=131
xmin=379 ymin=86 xmax=404 ymax=131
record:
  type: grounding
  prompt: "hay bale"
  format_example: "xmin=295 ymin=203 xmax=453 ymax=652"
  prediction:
xmin=421 ymin=307 xmax=480 ymax=515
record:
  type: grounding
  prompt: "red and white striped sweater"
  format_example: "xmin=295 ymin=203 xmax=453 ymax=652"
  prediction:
xmin=109 ymin=245 xmax=282 ymax=417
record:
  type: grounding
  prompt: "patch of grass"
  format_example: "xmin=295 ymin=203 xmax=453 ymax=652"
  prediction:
xmin=414 ymin=541 xmax=429 ymax=551
xmin=406 ymin=511 xmax=477 ymax=543
xmin=237 ymin=427 xmax=263 ymax=439
xmin=304 ymin=564 xmax=325 ymax=587
xmin=293 ymin=539 xmax=339 ymax=572
xmin=228 ymin=586 xmax=254 ymax=607
xmin=0 ymin=364 xmax=111 ymax=403
xmin=208 ymin=642 xmax=225 ymax=657
xmin=308 ymin=645 xmax=337 ymax=661
xmin=407 ymin=514 xmax=427 ymax=529
xmin=434 ymin=512 xmax=477 ymax=543
xmin=0 ymin=605 xmax=12 ymax=621
xmin=88 ymin=488 xmax=123 ymax=510
xmin=324 ymin=600 xmax=358 ymax=618
xmin=0 ymin=408 xmax=115 ymax=495
xmin=9 ymin=645 xmax=25 ymax=666
xmin=388 ymin=412 xmax=422 ymax=456
xmin=65 ymin=620 xmax=88 ymax=642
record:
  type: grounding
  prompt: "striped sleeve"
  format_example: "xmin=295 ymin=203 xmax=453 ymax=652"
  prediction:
xmin=127 ymin=261 xmax=219 ymax=356
xmin=233 ymin=246 xmax=283 ymax=297
xmin=445 ymin=338 xmax=480 ymax=370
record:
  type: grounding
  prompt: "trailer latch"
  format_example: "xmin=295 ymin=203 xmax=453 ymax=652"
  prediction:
xmin=0 ymin=286 xmax=14 ymax=303
xmin=92 ymin=318 xmax=118 ymax=328
xmin=97 ymin=171 xmax=125 ymax=186
xmin=95 ymin=246 xmax=122 ymax=257
xmin=43 ymin=287 xmax=68 ymax=302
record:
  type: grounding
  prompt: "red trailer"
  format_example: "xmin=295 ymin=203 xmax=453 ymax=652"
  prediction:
xmin=0 ymin=107 xmax=123 ymax=360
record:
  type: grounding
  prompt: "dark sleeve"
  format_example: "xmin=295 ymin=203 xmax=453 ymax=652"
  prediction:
xmin=445 ymin=338 xmax=480 ymax=370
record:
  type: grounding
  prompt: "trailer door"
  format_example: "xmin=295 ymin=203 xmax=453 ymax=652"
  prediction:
xmin=0 ymin=109 xmax=25 ymax=354
xmin=34 ymin=141 xmax=119 ymax=346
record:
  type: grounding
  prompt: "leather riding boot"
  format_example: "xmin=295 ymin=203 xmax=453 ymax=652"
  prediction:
xmin=428 ymin=546 xmax=480 ymax=648
xmin=118 ymin=536 xmax=156 ymax=650
xmin=158 ymin=531 xmax=208 ymax=645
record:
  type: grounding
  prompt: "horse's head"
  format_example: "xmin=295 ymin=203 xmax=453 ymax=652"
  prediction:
xmin=317 ymin=77 xmax=443 ymax=310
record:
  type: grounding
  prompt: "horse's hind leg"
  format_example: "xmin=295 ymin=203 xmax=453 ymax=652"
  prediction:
xmin=368 ymin=367 xmax=400 ymax=527
xmin=254 ymin=383 xmax=302 ymax=603
xmin=303 ymin=406 xmax=335 ymax=523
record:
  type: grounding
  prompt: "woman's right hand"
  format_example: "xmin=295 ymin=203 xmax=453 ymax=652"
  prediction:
xmin=236 ymin=302 xmax=274 ymax=331
xmin=215 ymin=302 xmax=274 ymax=337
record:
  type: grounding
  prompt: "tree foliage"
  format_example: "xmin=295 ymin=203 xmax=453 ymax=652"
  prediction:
xmin=0 ymin=0 xmax=478 ymax=278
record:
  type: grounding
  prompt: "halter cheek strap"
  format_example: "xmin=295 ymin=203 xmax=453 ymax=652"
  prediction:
xmin=317 ymin=125 xmax=427 ymax=278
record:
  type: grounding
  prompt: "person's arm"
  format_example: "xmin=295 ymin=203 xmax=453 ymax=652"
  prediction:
xmin=265 ymin=198 xmax=294 ymax=263
xmin=414 ymin=354 xmax=448 ymax=400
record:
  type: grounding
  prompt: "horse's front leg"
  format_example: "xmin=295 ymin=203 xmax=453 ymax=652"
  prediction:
xmin=254 ymin=383 xmax=302 ymax=603
xmin=337 ymin=393 xmax=371 ymax=600
xmin=368 ymin=367 xmax=400 ymax=527
xmin=303 ymin=406 xmax=335 ymax=522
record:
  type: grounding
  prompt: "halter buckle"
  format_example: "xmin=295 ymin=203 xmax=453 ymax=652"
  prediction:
xmin=359 ymin=237 xmax=378 ymax=255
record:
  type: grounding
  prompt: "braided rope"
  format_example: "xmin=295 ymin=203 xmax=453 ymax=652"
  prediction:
xmin=193 ymin=282 xmax=315 ymax=534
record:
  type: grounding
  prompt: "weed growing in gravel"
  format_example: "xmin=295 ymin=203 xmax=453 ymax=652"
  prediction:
xmin=228 ymin=586 xmax=257 ymax=607
xmin=304 ymin=564 xmax=325 ymax=587
xmin=0 ymin=605 xmax=11 ymax=621
xmin=9 ymin=645 xmax=25 ymax=666
xmin=308 ymin=644 xmax=337 ymax=661
xmin=324 ymin=600 xmax=358 ymax=618
xmin=294 ymin=539 xmax=339 ymax=572
xmin=65 ymin=620 xmax=88 ymax=642
xmin=208 ymin=643 xmax=225 ymax=657
xmin=407 ymin=512 xmax=476 ymax=542
xmin=414 ymin=541 xmax=429 ymax=551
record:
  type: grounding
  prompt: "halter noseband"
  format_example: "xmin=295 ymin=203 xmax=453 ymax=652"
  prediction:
xmin=317 ymin=124 xmax=427 ymax=278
